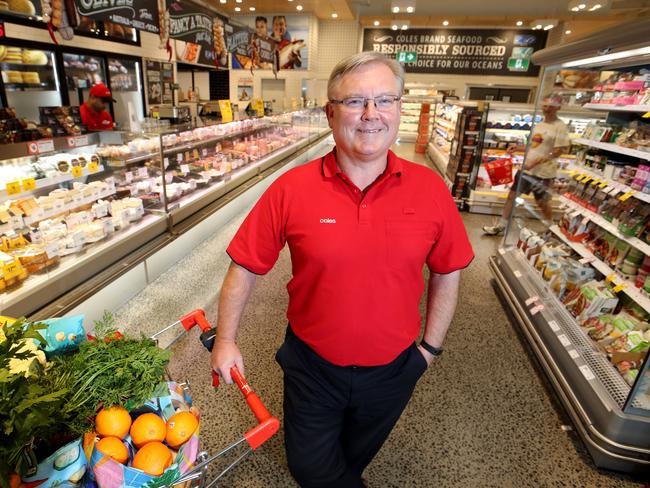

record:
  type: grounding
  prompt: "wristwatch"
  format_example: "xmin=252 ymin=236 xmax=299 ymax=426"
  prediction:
xmin=419 ymin=339 xmax=443 ymax=357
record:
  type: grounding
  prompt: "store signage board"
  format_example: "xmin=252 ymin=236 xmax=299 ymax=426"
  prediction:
xmin=219 ymin=100 xmax=233 ymax=122
xmin=362 ymin=28 xmax=547 ymax=76
xmin=76 ymin=0 xmax=160 ymax=33
xmin=145 ymin=60 xmax=174 ymax=105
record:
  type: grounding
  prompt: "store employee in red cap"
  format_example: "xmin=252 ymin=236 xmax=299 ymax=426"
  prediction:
xmin=211 ymin=52 xmax=474 ymax=488
xmin=80 ymin=83 xmax=115 ymax=131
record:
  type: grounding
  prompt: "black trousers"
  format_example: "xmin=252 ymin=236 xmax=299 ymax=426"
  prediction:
xmin=275 ymin=326 xmax=427 ymax=488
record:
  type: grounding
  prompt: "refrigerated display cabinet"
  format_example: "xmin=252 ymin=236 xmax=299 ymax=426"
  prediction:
xmin=489 ymin=18 xmax=650 ymax=475
xmin=0 ymin=108 xmax=330 ymax=317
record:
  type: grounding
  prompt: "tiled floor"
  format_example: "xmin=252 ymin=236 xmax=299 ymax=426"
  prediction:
xmin=116 ymin=143 xmax=647 ymax=487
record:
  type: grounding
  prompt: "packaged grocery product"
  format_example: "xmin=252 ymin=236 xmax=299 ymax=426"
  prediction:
xmin=603 ymin=330 xmax=650 ymax=354
xmin=563 ymin=280 xmax=619 ymax=321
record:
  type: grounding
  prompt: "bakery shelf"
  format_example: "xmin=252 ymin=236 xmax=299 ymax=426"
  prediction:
xmin=549 ymin=224 xmax=650 ymax=315
xmin=574 ymin=138 xmax=650 ymax=161
xmin=559 ymin=195 xmax=650 ymax=257
xmin=568 ymin=164 xmax=650 ymax=205
xmin=4 ymin=82 xmax=52 ymax=90
xmin=583 ymin=103 xmax=650 ymax=113
xmin=0 ymin=164 xmax=106 ymax=202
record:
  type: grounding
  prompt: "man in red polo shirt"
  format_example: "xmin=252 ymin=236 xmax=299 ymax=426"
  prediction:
xmin=80 ymin=83 xmax=115 ymax=131
xmin=212 ymin=52 xmax=474 ymax=488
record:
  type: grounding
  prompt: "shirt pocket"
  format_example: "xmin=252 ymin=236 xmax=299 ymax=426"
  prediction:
xmin=385 ymin=220 xmax=436 ymax=270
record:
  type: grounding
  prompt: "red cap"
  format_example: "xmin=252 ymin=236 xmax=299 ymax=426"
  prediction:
xmin=89 ymin=83 xmax=115 ymax=101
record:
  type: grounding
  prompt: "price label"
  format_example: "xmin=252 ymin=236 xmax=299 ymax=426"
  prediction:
xmin=579 ymin=365 xmax=595 ymax=381
xmin=591 ymin=178 xmax=602 ymax=186
xmin=581 ymin=176 xmax=593 ymax=184
xmin=558 ymin=334 xmax=571 ymax=347
xmin=606 ymin=274 xmax=616 ymax=283
xmin=125 ymin=171 xmax=133 ymax=183
xmin=37 ymin=139 xmax=54 ymax=154
xmin=574 ymin=173 xmax=585 ymax=181
xmin=498 ymin=248 xmax=506 ymax=255
xmin=21 ymin=178 xmax=36 ymax=192
xmin=180 ymin=164 xmax=190 ymax=174
xmin=525 ymin=296 xmax=539 ymax=306
xmin=568 ymin=169 xmax=579 ymax=177
xmin=530 ymin=304 xmax=544 ymax=316
xmin=138 ymin=167 xmax=148 ymax=178
xmin=44 ymin=242 xmax=59 ymax=259
xmin=643 ymin=111 xmax=650 ymax=118
xmin=568 ymin=349 xmax=580 ymax=360
xmin=219 ymin=99 xmax=233 ymax=123
xmin=619 ymin=191 xmax=635 ymax=201
xmin=598 ymin=181 xmax=609 ymax=189
xmin=605 ymin=186 xmax=620 ymax=195
xmin=88 ymin=162 xmax=99 ymax=173
xmin=163 ymin=157 xmax=169 ymax=169
xmin=5 ymin=180 xmax=22 ymax=196
xmin=2 ymin=260 xmax=21 ymax=279
xmin=177 ymin=153 xmax=183 ymax=163
xmin=579 ymin=256 xmax=595 ymax=264
xmin=252 ymin=98 xmax=265 ymax=117
xmin=548 ymin=320 xmax=560 ymax=332
xmin=71 ymin=166 xmax=84 ymax=178
xmin=67 ymin=134 xmax=89 ymax=148
xmin=10 ymin=215 xmax=23 ymax=228
xmin=513 ymin=270 xmax=522 ymax=278
xmin=202 ymin=148 xmax=208 ymax=157
xmin=612 ymin=283 xmax=627 ymax=293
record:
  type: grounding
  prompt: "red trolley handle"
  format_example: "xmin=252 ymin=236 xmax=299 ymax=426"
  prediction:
xmin=180 ymin=308 xmax=212 ymax=333
xmin=210 ymin=366 xmax=280 ymax=450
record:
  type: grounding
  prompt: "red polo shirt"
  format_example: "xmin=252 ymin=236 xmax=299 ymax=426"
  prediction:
xmin=227 ymin=149 xmax=474 ymax=366
xmin=80 ymin=102 xmax=114 ymax=131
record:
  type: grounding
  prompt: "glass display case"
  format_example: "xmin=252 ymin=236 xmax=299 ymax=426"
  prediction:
xmin=398 ymin=95 xmax=440 ymax=143
xmin=107 ymin=57 xmax=144 ymax=130
xmin=62 ymin=52 xmax=107 ymax=106
xmin=469 ymin=102 xmax=605 ymax=216
xmin=0 ymin=108 xmax=330 ymax=317
xmin=489 ymin=18 xmax=650 ymax=475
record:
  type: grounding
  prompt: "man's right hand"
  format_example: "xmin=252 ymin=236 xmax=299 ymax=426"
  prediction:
xmin=211 ymin=338 xmax=245 ymax=385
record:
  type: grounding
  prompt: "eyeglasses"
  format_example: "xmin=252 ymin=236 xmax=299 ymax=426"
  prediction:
xmin=329 ymin=95 xmax=401 ymax=112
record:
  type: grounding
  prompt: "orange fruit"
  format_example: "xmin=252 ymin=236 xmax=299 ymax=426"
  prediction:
xmin=96 ymin=436 xmax=129 ymax=464
xmin=132 ymin=441 xmax=172 ymax=476
xmin=130 ymin=413 xmax=166 ymax=448
xmin=95 ymin=406 xmax=132 ymax=439
xmin=165 ymin=411 xmax=199 ymax=449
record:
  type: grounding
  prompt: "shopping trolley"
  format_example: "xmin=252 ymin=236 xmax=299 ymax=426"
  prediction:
xmin=150 ymin=309 xmax=280 ymax=488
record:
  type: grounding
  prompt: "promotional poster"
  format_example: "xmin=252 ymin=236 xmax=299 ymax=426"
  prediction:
xmin=76 ymin=0 xmax=160 ymax=33
xmin=230 ymin=15 xmax=309 ymax=70
xmin=362 ymin=28 xmax=547 ymax=76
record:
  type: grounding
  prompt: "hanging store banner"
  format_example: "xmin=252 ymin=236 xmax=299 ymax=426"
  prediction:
xmin=167 ymin=1 xmax=227 ymax=67
xmin=227 ymin=23 xmax=275 ymax=70
xmin=76 ymin=0 xmax=160 ymax=33
xmin=362 ymin=28 xmax=547 ymax=76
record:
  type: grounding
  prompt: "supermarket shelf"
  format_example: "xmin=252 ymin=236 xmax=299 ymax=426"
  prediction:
xmin=0 ymin=164 xmax=105 ymax=202
xmin=569 ymin=164 xmax=650 ymax=205
xmin=583 ymin=103 xmax=650 ymax=113
xmin=426 ymin=142 xmax=452 ymax=188
xmin=486 ymin=128 xmax=530 ymax=135
xmin=559 ymin=195 xmax=650 ymax=257
xmin=574 ymin=138 xmax=650 ymax=161
xmin=435 ymin=118 xmax=456 ymax=132
xmin=550 ymin=224 xmax=650 ymax=315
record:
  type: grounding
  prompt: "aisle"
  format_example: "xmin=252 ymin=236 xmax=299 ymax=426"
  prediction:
xmin=117 ymin=143 xmax=644 ymax=487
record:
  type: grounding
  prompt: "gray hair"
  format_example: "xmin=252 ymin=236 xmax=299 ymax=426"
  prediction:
xmin=327 ymin=52 xmax=405 ymax=99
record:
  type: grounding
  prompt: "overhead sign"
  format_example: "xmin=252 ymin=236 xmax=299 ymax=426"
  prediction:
xmin=363 ymin=28 xmax=547 ymax=76
xmin=76 ymin=0 xmax=159 ymax=33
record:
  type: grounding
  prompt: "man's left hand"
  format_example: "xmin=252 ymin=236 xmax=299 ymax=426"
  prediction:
xmin=417 ymin=345 xmax=436 ymax=366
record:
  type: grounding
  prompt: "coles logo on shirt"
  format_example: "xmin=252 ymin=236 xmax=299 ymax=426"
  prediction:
xmin=319 ymin=218 xmax=336 ymax=224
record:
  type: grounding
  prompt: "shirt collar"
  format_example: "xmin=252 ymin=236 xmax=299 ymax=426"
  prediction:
xmin=321 ymin=148 xmax=403 ymax=179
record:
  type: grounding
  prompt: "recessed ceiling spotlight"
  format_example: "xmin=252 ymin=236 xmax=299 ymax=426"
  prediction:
xmin=406 ymin=6 xmax=414 ymax=13
xmin=578 ymin=3 xmax=586 ymax=8
xmin=516 ymin=20 xmax=523 ymax=26
xmin=443 ymin=20 xmax=449 ymax=26
xmin=296 ymin=4 xmax=302 ymax=10
xmin=392 ymin=6 xmax=399 ymax=13
xmin=543 ymin=24 xmax=554 ymax=30
xmin=219 ymin=0 xmax=226 ymax=3
xmin=535 ymin=24 xmax=542 ymax=29
xmin=589 ymin=3 xmax=601 ymax=10
xmin=401 ymin=24 xmax=408 ymax=30
xmin=249 ymin=6 xmax=255 ymax=10
xmin=565 ymin=29 xmax=572 ymax=34
xmin=234 ymin=6 xmax=240 ymax=11
xmin=373 ymin=20 xmax=380 ymax=26
xmin=235 ymin=0 xmax=242 ymax=3
xmin=331 ymin=12 xmax=337 ymax=18
xmin=571 ymin=6 xmax=579 ymax=10
xmin=392 ymin=24 xmax=398 ymax=30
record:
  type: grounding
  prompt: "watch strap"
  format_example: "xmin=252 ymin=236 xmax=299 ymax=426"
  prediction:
xmin=420 ymin=339 xmax=443 ymax=356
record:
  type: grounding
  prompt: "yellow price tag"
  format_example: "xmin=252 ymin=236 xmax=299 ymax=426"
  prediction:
xmin=643 ymin=111 xmax=650 ymax=119
xmin=568 ymin=169 xmax=579 ymax=176
xmin=2 ymin=260 xmax=21 ymax=280
xmin=88 ymin=162 xmax=99 ymax=173
xmin=71 ymin=166 xmax=84 ymax=178
xmin=5 ymin=181 xmax=21 ymax=196
xmin=575 ymin=174 xmax=586 ymax=181
xmin=590 ymin=178 xmax=601 ymax=186
xmin=619 ymin=191 xmax=635 ymax=201
xmin=219 ymin=99 xmax=233 ymax=123
xmin=252 ymin=98 xmax=265 ymax=117
xmin=21 ymin=178 xmax=36 ymax=192
xmin=598 ymin=181 xmax=609 ymax=188
xmin=582 ymin=176 xmax=593 ymax=184
xmin=606 ymin=274 xmax=616 ymax=283
xmin=612 ymin=283 xmax=627 ymax=293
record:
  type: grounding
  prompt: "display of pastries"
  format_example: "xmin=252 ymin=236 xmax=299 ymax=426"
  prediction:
xmin=5 ymin=47 xmax=23 ymax=64
xmin=8 ymin=0 xmax=35 ymax=15
xmin=22 ymin=50 xmax=48 ymax=65
xmin=22 ymin=72 xmax=40 ymax=84
xmin=7 ymin=71 xmax=23 ymax=83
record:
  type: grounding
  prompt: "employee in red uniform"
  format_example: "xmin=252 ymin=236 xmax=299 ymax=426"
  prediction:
xmin=80 ymin=83 xmax=115 ymax=131
xmin=211 ymin=52 xmax=474 ymax=488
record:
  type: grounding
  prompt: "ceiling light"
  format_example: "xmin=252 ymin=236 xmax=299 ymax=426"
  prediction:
xmin=562 ymin=45 xmax=650 ymax=68
xmin=406 ymin=6 xmax=413 ymax=12
xmin=590 ymin=3 xmax=601 ymax=10
xmin=392 ymin=6 xmax=399 ymax=12
xmin=535 ymin=24 xmax=542 ymax=29
xmin=234 ymin=6 xmax=240 ymax=11
xmin=235 ymin=0 xmax=242 ymax=3
xmin=401 ymin=24 xmax=408 ymax=30
xmin=392 ymin=24 xmax=398 ymax=30
xmin=565 ymin=29 xmax=572 ymax=34
xmin=516 ymin=20 xmax=523 ymax=26
xmin=249 ymin=6 xmax=255 ymax=10
xmin=571 ymin=6 xmax=579 ymax=10
xmin=219 ymin=0 xmax=226 ymax=3
xmin=296 ymin=4 xmax=302 ymax=10
xmin=544 ymin=24 xmax=554 ymax=30
xmin=373 ymin=20 xmax=380 ymax=26
xmin=331 ymin=12 xmax=337 ymax=18
xmin=443 ymin=20 xmax=449 ymax=26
